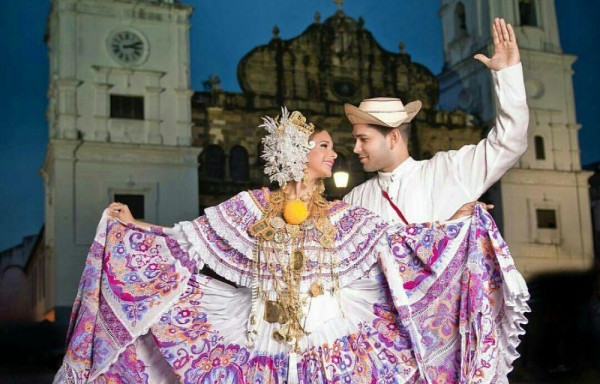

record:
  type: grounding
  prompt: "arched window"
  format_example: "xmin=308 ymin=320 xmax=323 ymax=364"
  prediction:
xmin=519 ymin=0 xmax=538 ymax=27
xmin=201 ymin=145 xmax=225 ymax=180
xmin=229 ymin=145 xmax=250 ymax=182
xmin=455 ymin=2 xmax=467 ymax=37
xmin=534 ymin=135 xmax=546 ymax=160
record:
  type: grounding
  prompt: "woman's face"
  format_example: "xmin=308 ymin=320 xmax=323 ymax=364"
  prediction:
xmin=306 ymin=130 xmax=337 ymax=181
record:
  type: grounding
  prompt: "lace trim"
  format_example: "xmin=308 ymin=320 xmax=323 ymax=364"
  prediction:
xmin=204 ymin=191 xmax=263 ymax=257
xmin=488 ymin=221 xmax=530 ymax=381
xmin=465 ymin=208 xmax=530 ymax=382
xmin=178 ymin=190 xmax=389 ymax=290
xmin=177 ymin=218 xmax=254 ymax=288
xmin=329 ymin=204 xmax=389 ymax=286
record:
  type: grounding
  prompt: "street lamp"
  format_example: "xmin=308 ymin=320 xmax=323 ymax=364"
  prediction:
xmin=333 ymin=170 xmax=349 ymax=188
xmin=332 ymin=155 xmax=349 ymax=189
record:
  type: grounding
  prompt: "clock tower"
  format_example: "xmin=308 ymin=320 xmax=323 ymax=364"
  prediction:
xmin=41 ymin=0 xmax=199 ymax=324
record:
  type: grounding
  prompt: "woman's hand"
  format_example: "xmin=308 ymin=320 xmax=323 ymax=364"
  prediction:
xmin=449 ymin=201 xmax=494 ymax=220
xmin=107 ymin=202 xmax=135 ymax=224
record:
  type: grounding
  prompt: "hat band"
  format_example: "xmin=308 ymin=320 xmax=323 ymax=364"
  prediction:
xmin=369 ymin=110 xmax=409 ymax=127
xmin=362 ymin=109 xmax=407 ymax=113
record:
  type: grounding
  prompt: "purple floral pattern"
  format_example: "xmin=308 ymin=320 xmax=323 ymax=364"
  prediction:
xmin=54 ymin=213 xmax=194 ymax=383
xmin=55 ymin=202 xmax=528 ymax=384
xmin=381 ymin=207 xmax=529 ymax=383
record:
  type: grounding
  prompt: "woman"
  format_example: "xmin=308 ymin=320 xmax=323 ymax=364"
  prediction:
xmin=54 ymin=109 xmax=528 ymax=384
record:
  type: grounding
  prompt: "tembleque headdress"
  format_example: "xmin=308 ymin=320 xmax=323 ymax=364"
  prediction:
xmin=260 ymin=107 xmax=315 ymax=187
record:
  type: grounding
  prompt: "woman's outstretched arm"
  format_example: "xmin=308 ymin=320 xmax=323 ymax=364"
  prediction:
xmin=106 ymin=201 xmax=167 ymax=228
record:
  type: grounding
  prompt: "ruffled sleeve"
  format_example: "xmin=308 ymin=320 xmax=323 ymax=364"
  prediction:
xmin=379 ymin=206 xmax=529 ymax=384
xmin=54 ymin=212 xmax=196 ymax=383
xmin=328 ymin=202 xmax=390 ymax=287
xmin=166 ymin=192 xmax=391 ymax=290
xmin=165 ymin=189 xmax=265 ymax=288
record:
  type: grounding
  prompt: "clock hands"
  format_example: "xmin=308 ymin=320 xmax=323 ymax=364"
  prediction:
xmin=109 ymin=31 xmax=144 ymax=63
xmin=123 ymin=42 xmax=142 ymax=49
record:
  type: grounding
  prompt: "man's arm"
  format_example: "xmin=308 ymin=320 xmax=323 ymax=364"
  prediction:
xmin=441 ymin=18 xmax=529 ymax=199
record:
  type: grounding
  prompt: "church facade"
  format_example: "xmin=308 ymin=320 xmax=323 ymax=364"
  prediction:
xmin=192 ymin=8 xmax=481 ymax=208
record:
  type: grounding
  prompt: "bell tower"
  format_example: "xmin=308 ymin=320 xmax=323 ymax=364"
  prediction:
xmin=42 ymin=0 xmax=199 ymax=323
xmin=438 ymin=0 xmax=593 ymax=278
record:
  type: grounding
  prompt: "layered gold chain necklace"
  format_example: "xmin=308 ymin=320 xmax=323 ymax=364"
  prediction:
xmin=248 ymin=189 xmax=338 ymax=352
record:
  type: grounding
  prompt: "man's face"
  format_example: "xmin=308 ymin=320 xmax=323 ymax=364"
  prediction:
xmin=352 ymin=124 xmax=396 ymax=172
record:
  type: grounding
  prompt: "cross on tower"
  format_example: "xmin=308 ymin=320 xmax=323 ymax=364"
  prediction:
xmin=334 ymin=0 xmax=344 ymax=12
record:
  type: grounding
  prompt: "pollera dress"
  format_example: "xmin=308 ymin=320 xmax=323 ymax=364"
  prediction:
xmin=54 ymin=188 xmax=529 ymax=384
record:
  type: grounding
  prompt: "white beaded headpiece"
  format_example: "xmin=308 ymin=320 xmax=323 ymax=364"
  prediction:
xmin=260 ymin=107 xmax=315 ymax=187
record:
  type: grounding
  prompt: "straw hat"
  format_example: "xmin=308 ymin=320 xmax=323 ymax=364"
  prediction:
xmin=344 ymin=97 xmax=422 ymax=127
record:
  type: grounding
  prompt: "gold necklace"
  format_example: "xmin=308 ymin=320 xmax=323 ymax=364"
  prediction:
xmin=281 ymin=185 xmax=316 ymax=225
xmin=248 ymin=189 xmax=338 ymax=351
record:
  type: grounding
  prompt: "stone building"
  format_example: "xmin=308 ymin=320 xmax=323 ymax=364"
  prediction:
xmin=0 ymin=234 xmax=39 ymax=322
xmin=192 ymin=7 xmax=481 ymax=208
xmin=34 ymin=0 xmax=200 ymax=324
xmin=438 ymin=0 xmax=593 ymax=278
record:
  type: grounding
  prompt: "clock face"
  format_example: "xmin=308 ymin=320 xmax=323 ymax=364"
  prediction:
xmin=108 ymin=30 xmax=146 ymax=65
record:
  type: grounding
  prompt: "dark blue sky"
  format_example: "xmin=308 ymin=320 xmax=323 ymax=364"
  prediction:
xmin=1 ymin=0 xmax=598 ymax=251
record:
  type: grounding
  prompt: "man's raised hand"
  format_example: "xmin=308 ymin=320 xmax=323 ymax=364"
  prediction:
xmin=474 ymin=17 xmax=520 ymax=70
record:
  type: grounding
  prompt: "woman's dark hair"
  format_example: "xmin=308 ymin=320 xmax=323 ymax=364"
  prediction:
xmin=309 ymin=125 xmax=326 ymax=139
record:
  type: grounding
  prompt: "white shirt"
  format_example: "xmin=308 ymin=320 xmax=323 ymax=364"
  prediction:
xmin=344 ymin=63 xmax=529 ymax=224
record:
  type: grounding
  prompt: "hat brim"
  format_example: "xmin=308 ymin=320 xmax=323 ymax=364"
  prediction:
xmin=344 ymin=100 xmax=422 ymax=127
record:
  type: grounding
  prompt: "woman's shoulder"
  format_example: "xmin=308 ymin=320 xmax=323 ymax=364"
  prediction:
xmin=326 ymin=199 xmax=347 ymax=217
xmin=211 ymin=189 xmax=386 ymax=229
xmin=209 ymin=187 xmax=270 ymax=215
xmin=246 ymin=187 xmax=271 ymax=212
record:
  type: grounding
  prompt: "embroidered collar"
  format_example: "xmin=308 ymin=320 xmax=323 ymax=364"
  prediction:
xmin=185 ymin=189 xmax=389 ymax=291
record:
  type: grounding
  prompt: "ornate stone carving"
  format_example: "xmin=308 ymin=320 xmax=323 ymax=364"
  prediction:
xmin=236 ymin=11 xmax=439 ymax=107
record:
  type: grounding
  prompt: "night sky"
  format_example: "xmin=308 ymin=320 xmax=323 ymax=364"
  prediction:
xmin=1 ymin=0 xmax=598 ymax=251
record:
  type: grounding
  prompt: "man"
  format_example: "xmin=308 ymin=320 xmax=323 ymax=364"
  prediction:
xmin=343 ymin=18 xmax=529 ymax=224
